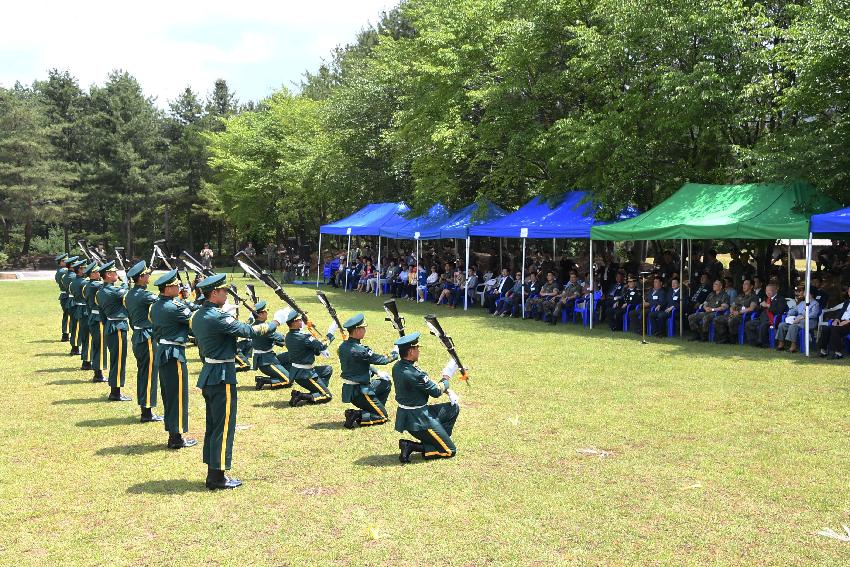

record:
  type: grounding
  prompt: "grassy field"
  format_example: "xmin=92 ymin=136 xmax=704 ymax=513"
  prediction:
xmin=1 ymin=279 xmax=849 ymax=566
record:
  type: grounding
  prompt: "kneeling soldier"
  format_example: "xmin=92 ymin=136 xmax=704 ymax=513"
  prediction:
xmin=284 ymin=311 xmax=336 ymax=407
xmin=190 ymin=273 xmax=282 ymax=490
xmin=251 ymin=300 xmax=292 ymax=390
xmin=393 ymin=332 xmax=460 ymax=463
xmin=96 ymin=261 xmax=131 ymax=401
xmin=149 ymin=269 xmax=199 ymax=449
xmin=125 ymin=261 xmax=163 ymax=422
xmin=338 ymin=313 xmax=397 ymax=429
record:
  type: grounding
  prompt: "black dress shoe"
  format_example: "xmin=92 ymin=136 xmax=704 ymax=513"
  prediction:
xmin=344 ymin=409 xmax=362 ymax=429
xmin=81 ymin=361 xmax=92 ymax=371
xmin=140 ymin=413 xmax=164 ymax=423
xmin=398 ymin=438 xmax=423 ymax=464
xmin=107 ymin=394 xmax=132 ymax=402
xmin=91 ymin=372 xmax=107 ymax=383
xmin=61 ymin=333 xmax=69 ymax=342
xmin=255 ymin=377 xmax=265 ymax=390
xmin=206 ymin=476 xmax=243 ymax=490
xmin=70 ymin=347 xmax=80 ymax=356
xmin=168 ymin=436 xmax=198 ymax=449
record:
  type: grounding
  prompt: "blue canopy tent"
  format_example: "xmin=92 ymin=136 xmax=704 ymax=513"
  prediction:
xmin=317 ymin=202 xmax=410 ymax=289
xmin=811 ymin=206 xmax=850 ymax=235
xmin=469 ymin=192 xmax=640 ymax=323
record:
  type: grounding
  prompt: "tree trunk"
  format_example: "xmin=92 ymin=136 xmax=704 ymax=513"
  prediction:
xmin=217 ymin=221 xmax=223 ymax=257
xmin=164 ymin=207 xmax=170 ymax=241
xmin=21 ymin=219 xmax=33 ymax=256
xmin=63 ymin=224 xmax=70 ymax=253
xmin=187 ymin=211 xmax=194 ymax=253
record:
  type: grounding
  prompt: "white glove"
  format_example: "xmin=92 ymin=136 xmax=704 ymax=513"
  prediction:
xmin=222 ymin=302 xmax=238 ymax=315
xmin=447 ymin=389 xmax=459 ymax=406
xmin=320 ymin=349 xmax=331 ymax=358
xmin=272 ymin=309 xmax=289 ymax=325
xmin=377 ymin=370 xmax=391 ymax=381
xmin=442 ymin=358 xmax=459 ymax=379
xmin=327 ymin=321 xmax=339 ymax=336
xmin=391 ymin=344 xmax=399 ymax=357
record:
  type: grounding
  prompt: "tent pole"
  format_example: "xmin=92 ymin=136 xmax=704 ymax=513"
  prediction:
xmin=376 ymin=236 xmax=382 ymax=297
xmin=499 ymin=238 xmax=503 ymax=271
xmin=552 ymin=237 xmax=556 ymax=259
xmin=788 ymin=241 xmax=792 ymax=291
xmin=521 ymin=238 xmax=526 ymax=318
xmin=344 ymin=233 xmax=351 ymax=292
xmin=316 ymin=232 xmax=322 ymax=288
xmin=679 ymin=238 xmax=684 ymax=338
xmin=589 ymin=239 xmax=594 ymax=330
xmin=804 ymin=232 xmax=813 ymax=357
xmin=464 ymin=236 xmax=471 ymax=311
xmin=415 ymin=237 xmax=419 ymax=302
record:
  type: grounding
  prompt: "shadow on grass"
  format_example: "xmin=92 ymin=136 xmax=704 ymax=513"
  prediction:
xmin=354 ymin=453 xmax=422 ymax=467
xmin=40 ymin=369 xmax=83 ymax=374
xmin=127 ymin=479 xmax=208 ymax=495
xmin=252 ymin=400 xmax=297 ymax=409
xmin=76 ymin=416 xmax=136 ymax=428
xmin=36 ymin=352 xmax=74 ymax=358
xmin=46 ymin=378 xmax=85 ymax=385
xmin=29 ymin=339 xmax=62 ymax=344
xmin=96 ymin=442 xmax=164 ymax=456
xmin=307 ymin=421 xmax=344 ymax=430
xmin=52 ymin=397 xmax=104 ymax=405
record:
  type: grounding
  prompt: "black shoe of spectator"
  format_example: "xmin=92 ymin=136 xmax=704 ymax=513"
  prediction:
xmin=819 ymin=350 xmax=829 ymax=358
xmin=831 ymin=352 xmax=844 ymax=360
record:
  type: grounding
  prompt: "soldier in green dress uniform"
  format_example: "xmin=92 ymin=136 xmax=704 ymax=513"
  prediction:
xmin=284 ymin=310 xmax=336 ymax=407
xmin=64 ymin=259 xmax=84 ymax=355
xmin=82 ymin=262 xmax=107 ymax=383
xmin=392 ymin=332 xmax=460 ymax=463
xmin=95 ymin=261 xmax=132 ymax=401
xmin=337 ymin=313 xmax=397 ymax=429
xmin=149 ymin=269 xmax=199 ymax=449
xmin=190 ymin=273 xmax=281 ymax=490
xmin=69 ymin=261 xmax=92 ymax=371
xmin=124 ymin=261 xmax=163 ymax=422
xmin=54 ymin=253 xmax=71 ymax=342
xmin=250 ymin=300 xmax=293 ymax=390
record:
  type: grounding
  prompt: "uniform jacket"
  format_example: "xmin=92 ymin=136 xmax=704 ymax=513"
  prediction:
xmin=690 ymin=284 xmax=710 ymax=306
xmin=666 ymin=286 xmax=681 ymax=309
xmin=83 ymin=279 xmax=104 ymax=325
xmin=730 ymin=291 xmax=757 ymax=314
xmin=251 ymin=330 xmax=286 ymax=368
xmin=70 ymin=275 xmax=89 ymax=319
xmin=623 ymin=287 xmax=642 ymax=305
xmin=56 ymin=267 xmax=69 ymax=301
xmin=285 ymin=328 xmax=334 ymax=380
xmin=702 ymin=291 xmax=730 ymax=311
xmin=648 ymin=288 xmax=667 ymax=310
xmin=62 ymin=271 xmax=78 ymax=310
xmin=606 ymin=282 xmax=625 ymax=301
xmin=95 ymin=282 xmax=129 ymax=335
xmin=150 ymin=295 xmax=197 ymax=365
xmin=125 ymin=285 xmax=158 ymax=345
xmin=392 ymin=359 xmax=449 ymax=433
xmin=338 ymin=337 xmax=394 ymax=403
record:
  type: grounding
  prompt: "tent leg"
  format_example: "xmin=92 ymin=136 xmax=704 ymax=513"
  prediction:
xmin=376 ymin=236 xmax=382 ymax=297
xmin=679 ymin=238 xmax=684 ymax=338
xmin=788 ymin=241 xmax=792 ymax=291
xmin=804 ymin=233 xmax=812 ymax=357
xmin=552 ymin=237 xmax=556 ymax=259
xmin=499 ymin=238 xmax=503 ymax=271
xmin=415 ymin=238 xmax=419 ymax=302
xmin=521 ymin=238 xmax=526 ymax=318
xmin=464 ymin=236 xmax=470 ymax=311
xmin=345 ymin=234 xmax=351 ymax=292
xmin=589 ymin=239 xmax=594 ymax=330
xmin=316 ymin=233 xmax=322 ymax=288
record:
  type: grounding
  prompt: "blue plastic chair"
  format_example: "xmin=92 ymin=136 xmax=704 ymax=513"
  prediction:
xmin=667 ymin=307 xmax=678 ymax=337
xmin=622 ymin=304 xmax=637 ymax=332
xmin=707 ymin=309 xmax=730 ymax=342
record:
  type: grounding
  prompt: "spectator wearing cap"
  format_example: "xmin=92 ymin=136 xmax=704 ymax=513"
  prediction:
xmin=776 ymin=286 xmax=821 ymax=353
xmin=817 ymin=286 xmax=850 ymax=359
xmin=608 ymin=275 xmax=642 ymax=331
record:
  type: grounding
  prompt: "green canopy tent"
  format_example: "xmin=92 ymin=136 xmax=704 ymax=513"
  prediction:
xmin=591 ymin=181 xmax=840 ymax=353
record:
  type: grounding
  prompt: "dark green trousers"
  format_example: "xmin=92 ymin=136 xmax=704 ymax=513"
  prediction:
xmin=202 ymin=382 xmax=237 ymax=470
xmin=78 ymin=316 xmax=90 ymax=363
xmin=60 ymin=298 xmax=69 ymax=335
xmin=70 ymin=311 xmax=80 ymax=347
xmin=351 ymin=379 xmax=391 ymax=425
xmin=106 ymin=329 xmax=127 ymax=389
xmin=88 ymin=320 xmax=105 ymax=372
xmin=132 ymin=336 xmax=158 ymax=408
xmin=294 ymin=365 xmax=332 ymax=403
xmin=258 ymin=362 xmax=291 ymax=387
xmin=410 ymin=403 xmax=459 ymax=459
xmin=159 ymin=358 xmax=189 ymax=434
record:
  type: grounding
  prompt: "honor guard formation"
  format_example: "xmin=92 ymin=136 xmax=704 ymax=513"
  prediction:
xmin=52 ymin=248 xmax=465 ymax=491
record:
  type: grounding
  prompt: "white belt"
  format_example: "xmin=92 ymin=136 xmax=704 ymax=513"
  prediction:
xmin=76 ymin=302 xmax=86 ymax=306
xmin=159 ymin=339 xmax=185 ymax=346
xmin=107 ymin=317 xmax=127 ymax=321
xmin=204 ymin=357 xmax=235 ymax=364
xmin=132 ymin=325 xmax=150 ymax=330
xmin=341 ymin=378 xmax=362 ymax=385
xmin=90 ymin=309 xmax=100 ymax=315
xmin=397 ymin=403 xmax=426 ymax=410
xmin=60 ymin=292 xmax=68 ymax=296
xmin=291 ymin=363 xmax=313 ymax=369
xmin=252 ymin=348 xmax=274 ymax=354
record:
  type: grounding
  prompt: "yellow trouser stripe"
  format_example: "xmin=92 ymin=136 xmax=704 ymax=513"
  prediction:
xmin=425 ymin=428 xmax=452 ymax=457
xmin=99 ymin=324 xmax=105 ymax=369
xmin=176 ymin=361 xmax=183 ymax=432
xmin=117 ymin=330 xmax=123 ymax=387
xmin=88 ymin=327 xmax=93 ymax=361
xmin=221 ymin=384 xmax=231 ymax=469
xmin=309 ymin=379 xmax=330 ymax=400
xmin=364 ymin=394 xmax=386 ymax=420
xmin=271 ymin=365 xmax=290 ymax=384
xmin=74 ymin=320 xmax=80 ymax=346
xmin=145 ymin=338 xmax=153 ymax=407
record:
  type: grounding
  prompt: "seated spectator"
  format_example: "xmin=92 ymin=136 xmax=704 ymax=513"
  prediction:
xmin=525 ymin=271 xmax=558 ymax=320
xmin=776 ymin=286 xmax=821 ymax=352
xmin=485 ymin=269 xmax=513 ymax=314
xmin=608 ymin=275 xmax=641 ymax=331
xmin=817 ymin=286 xmax=850 ymax=359
xmin=745 ymin=283 xmax=785 ymax=347
xmin=752 ymin=275 xmax=766 ymax=302
xmin=651 ymin=276 xmax=682 ymax=337
xmin=601 ymin=271 xmax=626 ymax=323
xmin=687 ymin=279 xmax=730 ymax=341
xmin=630 ymin=276 xmax=667 ymax=335
xmin=496 ymin=272 xmax=524 ymax=317
xmin=334 ymin=258 xmax=348 ymax=288
xmin=450 ymin=268 xmax=478 ymax=308
xmin=713 ymin=278 xmax=758 ymax=344
xmin=811 ymin=274 xmax=828 ymax=310
xmin=356 ymin=260 xmax=374 ymax=292
xmin=438 ymin=265 xmax=461 ymax=305
xmin=421 ymin=266 xmax=440 ymax=302
xmin=724 ymin=277 xmax=737 ymax=303
xmin=686 ymin=273 xmax=711 ymax=315
xmin=544 ymin=271 xmax=581 ymax=325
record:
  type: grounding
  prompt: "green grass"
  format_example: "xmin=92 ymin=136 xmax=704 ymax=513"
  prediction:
xmin=1 ymin=279 xmax=849 ymax=566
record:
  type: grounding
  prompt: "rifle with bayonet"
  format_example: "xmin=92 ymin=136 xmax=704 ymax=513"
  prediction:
xmin=424 ymin=314 xmax=470 ymax=385
xmin=234 ymin=250 xmax=323 ymax=339
xmin=179 ymin=249 xmax=257 ymax=316
xmin=383 ymin=299 xmax=406 ymax=338
xmin=316 ymin=290 xmax=348 ymax=340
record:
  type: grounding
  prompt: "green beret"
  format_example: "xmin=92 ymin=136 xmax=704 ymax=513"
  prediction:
xmin=254 ymin=299 xmax=268 ymax=312
xmin=55 ymin=253 xmax=69 ymax=262
xmin=197 ymin=273 xmax=228 ymax=293
xmin=84 ymin=261 xmax=100 ymax=275
xmin=154 ymin=269 xmax=179 ymax=287
xmin=127 ymin=260 xmax=150 ymax=279
xmin=343 ymin=313 xmax=367 ymax=329
xmin=99 ymin=260 xmax=117 ymax=273
xmin=394 ymin=332 xmax=421 ymax=347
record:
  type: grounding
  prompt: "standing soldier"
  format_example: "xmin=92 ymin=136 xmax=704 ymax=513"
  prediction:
xmin=190 ymin=273 xmax=282 ymax=490
xmin=149 ymin=269 xmax=199 ymax=449
xmin=251 ymin=300 xmax=292 ymax=391
xmin=392 ymin=332 xmax=460 ymax=463
xmin=125 ymin=261 xmax=162 ymax=422
xmin=64 ymin=259 xmax=84 ymax=355
xmin=337 ymin=313 xmax=397 ymax=429
xmin=96 ymin=261 xmax=131 ymax=401
xmin=55 ymin=253 xmax=71 ymax=342
xmin=83 ymin=262 xmax=107 ymax=383
xmin=70 ymin=260 xmax=92 ymax=372
xmin=284 ymin=311 xmax=337 ymax=407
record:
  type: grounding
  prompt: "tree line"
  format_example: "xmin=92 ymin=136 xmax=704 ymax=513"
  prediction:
xmin=1 ymin=0 xmax=848 ymax=267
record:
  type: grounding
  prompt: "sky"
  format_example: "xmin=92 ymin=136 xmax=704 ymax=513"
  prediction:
xmin=0 ymin=0 xmax=396 ymax=107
